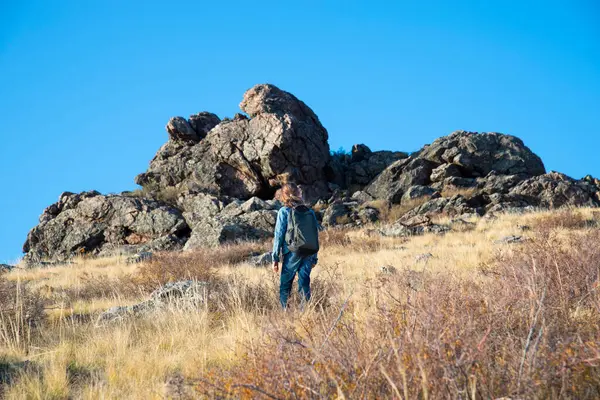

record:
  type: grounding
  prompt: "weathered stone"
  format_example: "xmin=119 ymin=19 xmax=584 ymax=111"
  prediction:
xmin=430 ymin=164 xmax=462 ymax=182
xmin=351 ymin=144 xmax=372 ymax=163
xmin=23 ymin=192 xmax=189 ymax=264
xmin=96 ymin=280 xmax=209 ymax=325
xmin=137 ymin=84 xmax=330 ymax=200
xmin=509 ymin=172 xmax=599 ymax=208
xmin=188 ymin=112 xmax=221 ymax=140
xmin=351 ymin=191 xmax=374 ymax=203
xmin=166 ymin=117 xmax=199 ymax=143
xmin=417 ymin=131 xmax=545 ymax=177
xmin=366 ymin=158 xmax=437 ymax=203
xmin=494 ymin=235 xmax=525 ymax=244
xmin=248 ymin=252 xmax=273 ymax=266
xmin=401 ymin=185 xmax=439 ymax=204
xmin=241 ymin=197 xmax=271 ymax=213
xmin=322 ymin=203 xmax=351 ymax=226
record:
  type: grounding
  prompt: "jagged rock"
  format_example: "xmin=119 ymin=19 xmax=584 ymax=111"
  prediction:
xmin=357 ymin=207 xmax=379 ymax=223
xmin=430 ymin=163 xmax=462 ymax=182
xmin=494 ymin=235 xmax=525 ymax=244
xmin=401 ymin=185 xmax=439 ymax=204
xmin=322 ymin=202 xmax=351 ymax=226
xmin=166 ymin=117 xmax=199 ymax=143
xmin=379 ymin=221 xmax=449 ymax=237
xmin=477 ymin=171 xmax=529 ymax=195
xmin=366 ymin=158 xmax=437 ymax=203
xmin=96 ymin=280 xmax=209 ymax=324
xmin=508 ymin=172 xmax=599 ymax=208
xmin=241 ymin=197 xmax=271 ymax=213
xmin=183 ymin=210 xmax=277 ymax=249
xmin=351 ymin=144 xmax=372 ymax=162
xmin=351 ymin=191 xmax=374 ymax=203
xmin=248 ymin=252 xmax=273 ymax=266
xmin=23 ymin=191 xmax=189 ymax=264
xmin=400 ymin=195 xmax=481 ymax=221
xmin=137 ymin=84 xmax=330 ymax=200
xmin=188 ymin=112 xmax=221 ymax=140
xmin=418 ymin=131 xmax=545 ymax=177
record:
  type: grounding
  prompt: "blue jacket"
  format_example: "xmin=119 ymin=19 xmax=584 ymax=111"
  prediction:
xmin=272 ymin=206 xmax=319 ymax=264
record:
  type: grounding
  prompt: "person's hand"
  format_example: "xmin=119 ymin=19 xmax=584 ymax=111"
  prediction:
xmin=272 ymin=261 xmax=279 ymax=273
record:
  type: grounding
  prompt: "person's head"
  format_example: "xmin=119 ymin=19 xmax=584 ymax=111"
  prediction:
xmin=278 ymin=183 xmax=303 ymax=207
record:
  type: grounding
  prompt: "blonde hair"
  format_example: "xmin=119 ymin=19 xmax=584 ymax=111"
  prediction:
xmin=277 ymin=183 xmax=303 ymax=207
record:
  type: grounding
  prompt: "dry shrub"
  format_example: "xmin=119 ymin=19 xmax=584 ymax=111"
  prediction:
xmin=61 ymin=273 xmax=142 ymax=304
xmin=319 ymin=229 xmax=383 ymax=253
xmin=133 ymin=242 xmax=269 ymax=290
xmin=531 ymin=209 xmax=593 ymax=231
xmin=197 ymin=230 xmax=600 ymax=399
xmin=0 ymin=277 xmax=46 ymax=352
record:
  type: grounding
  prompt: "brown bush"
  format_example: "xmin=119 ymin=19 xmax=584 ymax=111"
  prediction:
xmin=0 ymin=277 xmax=47 ymax=352
xmin=531 ymin=209 xmax=594 ymax=232
xmin=196 ymin=230 xmax=600 ymax=399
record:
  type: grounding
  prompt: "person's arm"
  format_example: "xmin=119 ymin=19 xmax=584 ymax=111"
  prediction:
xmin=272 ymin=208 xmax=288 ymax=265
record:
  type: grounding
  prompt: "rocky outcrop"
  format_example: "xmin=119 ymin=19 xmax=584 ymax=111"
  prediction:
xmin=136 ymin=84 xmax=330 ymax=200
xmin=508 ymin=172 xmax=599 ymax=208
xmin=21 ymin=85 xmax=600 ymax=264
xmin=23 ymin=191 xmax=190 ymax=264
xmin=366 ymin=131 xmax=545 ymax=204
xmin=327 ymin=144 xmax=408 ymax=191
xmin=180 ymin=194 xmax=280 ymax=249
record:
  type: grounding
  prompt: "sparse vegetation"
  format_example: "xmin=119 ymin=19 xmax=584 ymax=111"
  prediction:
xmin=1 ymin=209 xmax=600 ymax=398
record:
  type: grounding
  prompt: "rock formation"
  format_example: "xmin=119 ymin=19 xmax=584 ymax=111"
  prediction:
xmin=136 ymin=84 xmax=331 ymax=200
xmin=23 ymin=191 xmax=190 ymax=263
xmin=21 ymin=86 xmax=600 ymax=265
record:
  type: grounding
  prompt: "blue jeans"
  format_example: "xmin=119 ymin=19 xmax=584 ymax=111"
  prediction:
xmin=280 ymin=251 xmax=313 ymax=308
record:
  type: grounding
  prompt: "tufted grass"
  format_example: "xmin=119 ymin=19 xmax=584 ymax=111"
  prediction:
xmin=1 ymin=208 xmax=599 ymax=398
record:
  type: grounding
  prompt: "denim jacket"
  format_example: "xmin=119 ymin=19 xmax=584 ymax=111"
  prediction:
xmin=272 ymin=206 xmax=319 ymax=264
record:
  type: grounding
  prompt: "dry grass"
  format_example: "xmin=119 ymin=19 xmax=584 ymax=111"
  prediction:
xmin=1 ymin=208 xmax=600 ymax=398
xmin=367 ymin=197 xmax=431 ymax=223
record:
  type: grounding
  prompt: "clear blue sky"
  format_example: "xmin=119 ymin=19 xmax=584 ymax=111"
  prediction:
xmin=1 ymin=1 xmax=599 ymax=263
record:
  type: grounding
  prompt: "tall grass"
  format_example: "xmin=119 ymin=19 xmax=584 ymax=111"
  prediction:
xmin=0 ymin=209 xmax=599 ymax=398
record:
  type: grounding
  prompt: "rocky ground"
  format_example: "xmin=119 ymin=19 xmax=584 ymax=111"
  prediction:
xmin=21 ymin=84 xmax=600 ymax=266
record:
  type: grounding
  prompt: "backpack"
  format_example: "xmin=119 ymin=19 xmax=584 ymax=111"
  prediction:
xmin=285 ymin=205 xmax=319 ymax=256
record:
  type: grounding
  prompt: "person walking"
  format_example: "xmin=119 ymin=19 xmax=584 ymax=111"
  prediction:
xmin=272 ymin=183 xmax=320 ymax=308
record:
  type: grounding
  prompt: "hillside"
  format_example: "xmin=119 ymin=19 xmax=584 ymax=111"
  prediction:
xmin=2 ymin=208 xmax=600 ymax=398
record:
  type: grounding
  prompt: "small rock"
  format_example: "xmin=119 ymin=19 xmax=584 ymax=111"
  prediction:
xmin=126 ymin=251 xmax=153 ymax=264
xmin=379 ymin=265 xmax=397 ymax=275
xmin=517 ymin=224 xmax=531 ymax=231
xmin=415 ymin=253 xmax=433 ymax=263
xmin=351 ymin=191 xmax=374 ymax=203
xmin=494 ymin=235 xmax=525 ymax=244
xmin=241 ymin=197 xmax=270 ymax=213
xmin=249 ymin=252 xmax=273 ymax=266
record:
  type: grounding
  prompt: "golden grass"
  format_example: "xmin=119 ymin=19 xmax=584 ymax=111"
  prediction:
xmin=1 ymin=207 xmax=599 ymax=398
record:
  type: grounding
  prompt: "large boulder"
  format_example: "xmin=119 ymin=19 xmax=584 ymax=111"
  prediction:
xmin=365 ymin=158 xmax=437 ymax=203
xmin=417 ymin=130 xmax=545 ymax=177
xmin=136 ymin=84 xmax=330 ymax=200
xmin=22 ymin=191 xmax=190 ymax=264
xmin=366 ymin=131 xmax=545 ymax=205
xmin=508 ymin=172 xmax=599 ymax=208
